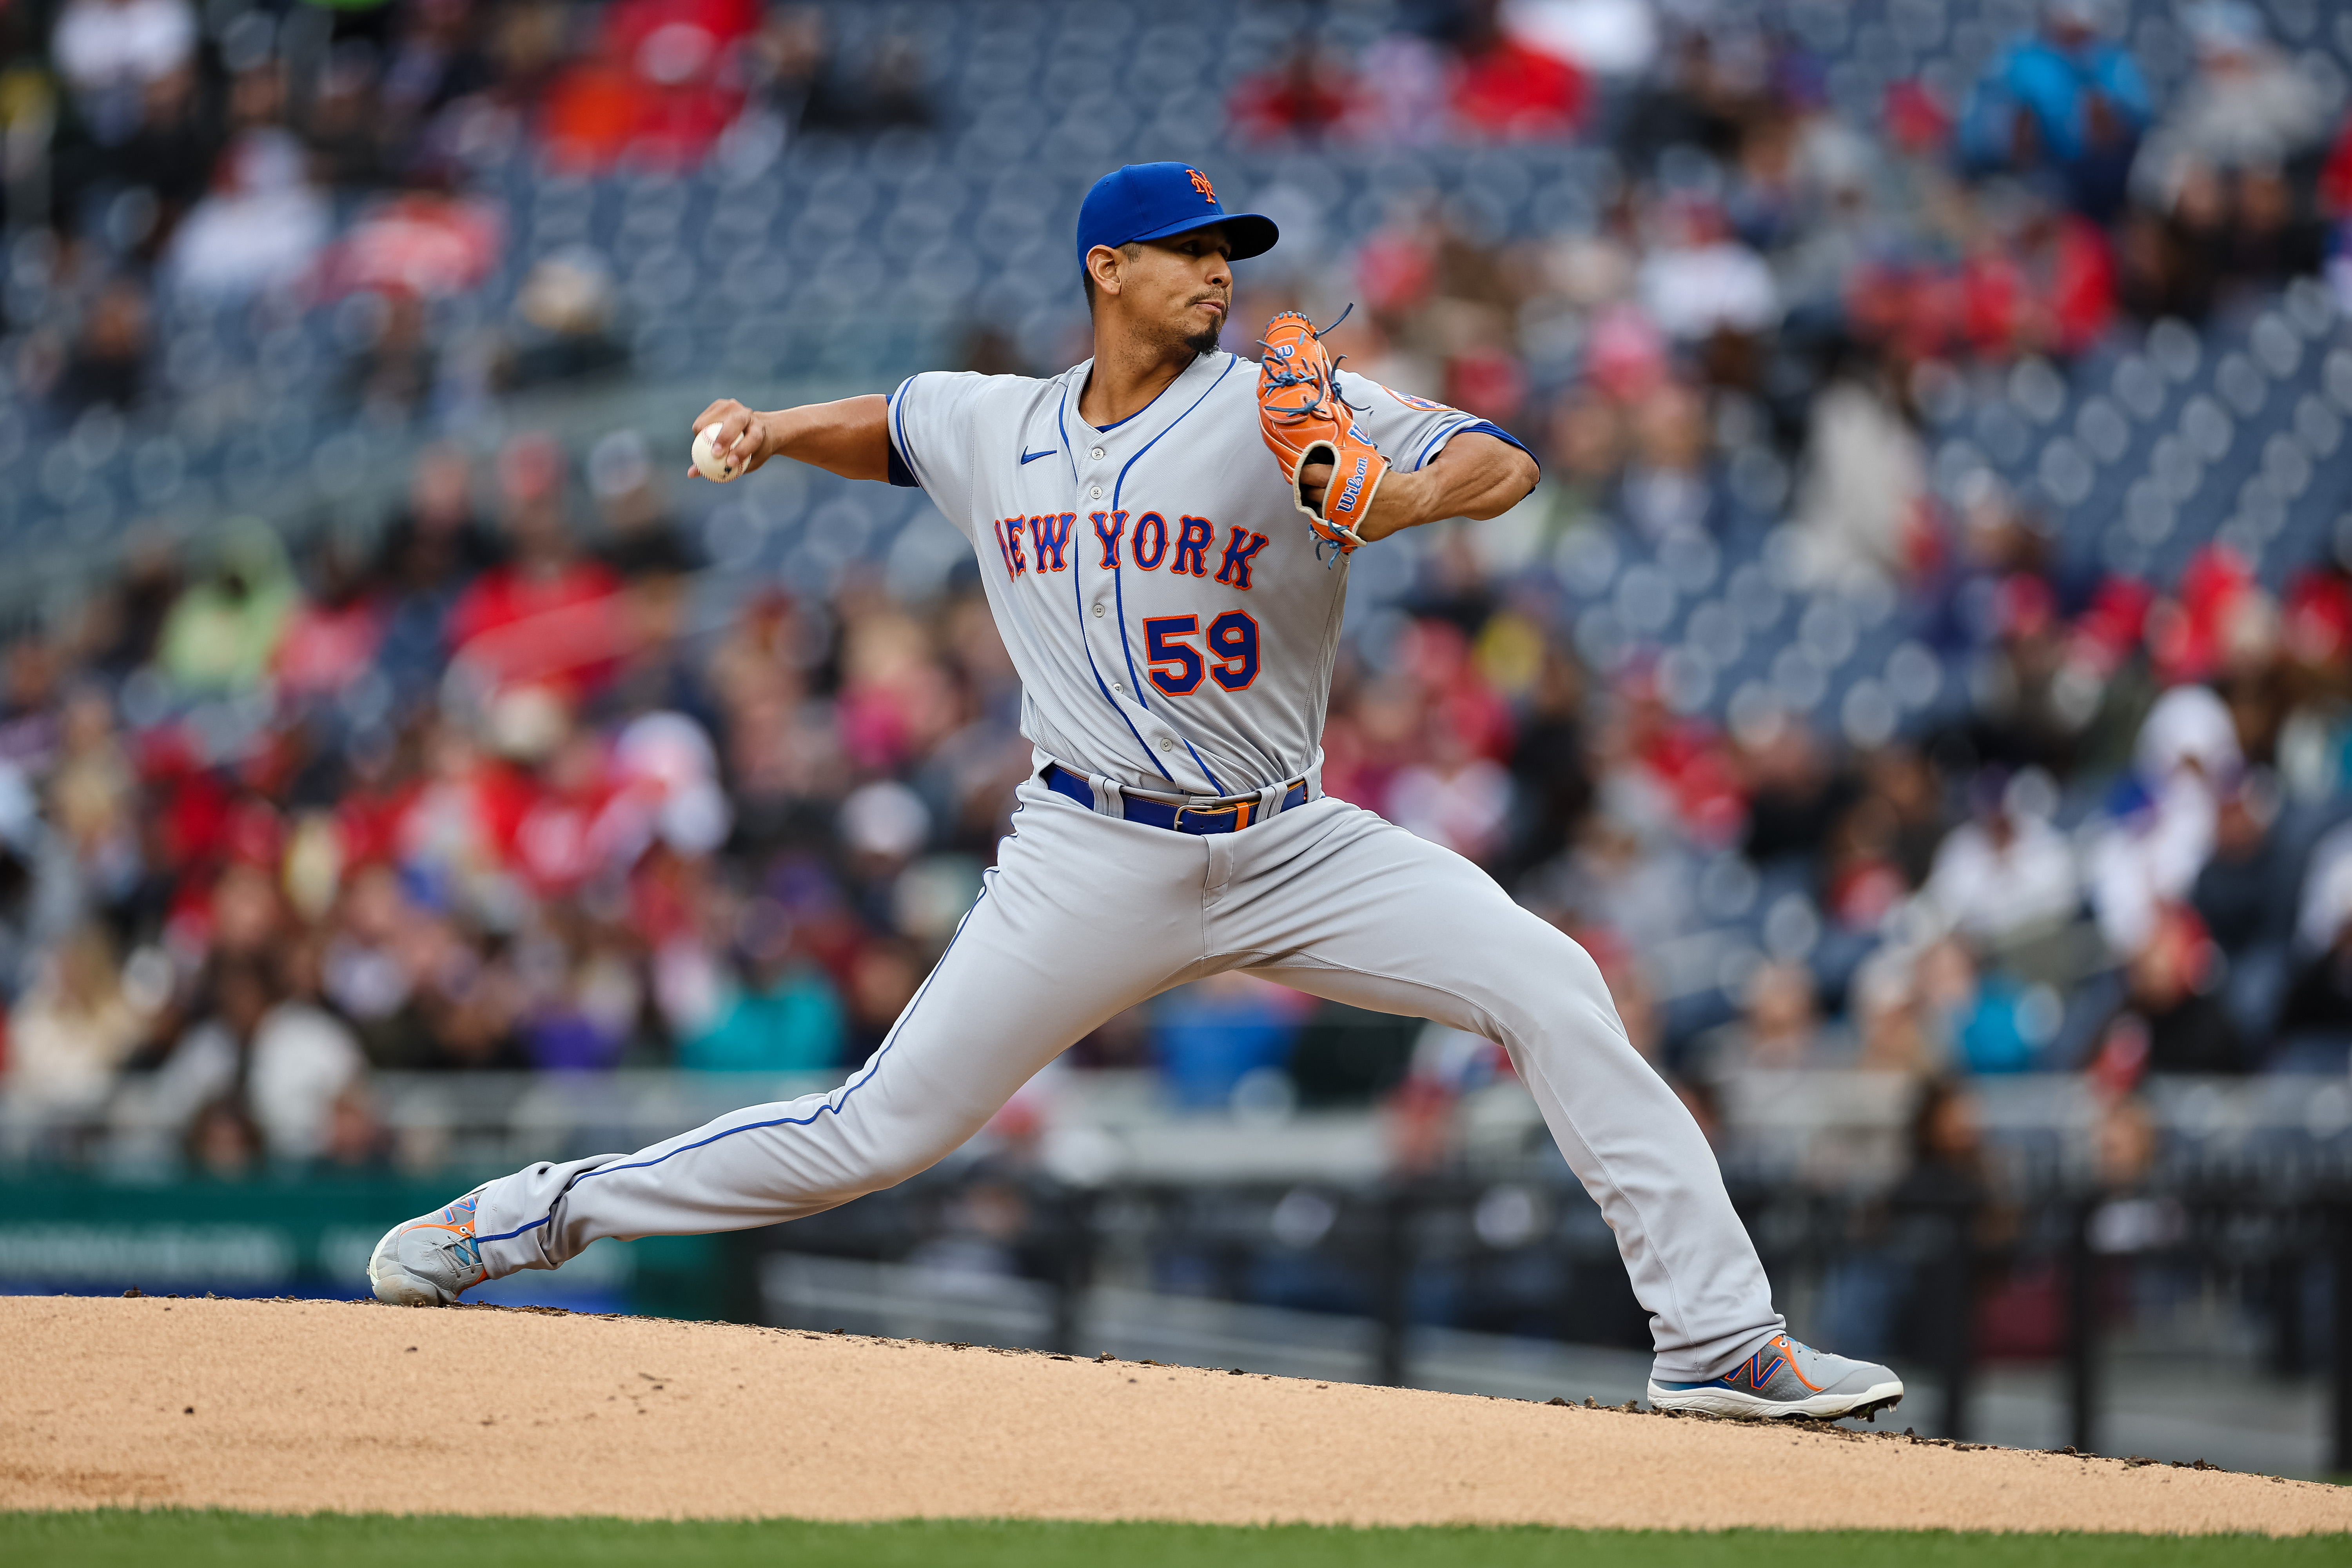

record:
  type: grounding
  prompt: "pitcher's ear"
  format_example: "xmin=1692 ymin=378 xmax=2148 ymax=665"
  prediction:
xmin=1085 ymin=244 xmax=1123 ymax=299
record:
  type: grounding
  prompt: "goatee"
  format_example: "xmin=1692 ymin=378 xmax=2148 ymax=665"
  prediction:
xmin=1184 ymin=325 xmax=1223 ymax=357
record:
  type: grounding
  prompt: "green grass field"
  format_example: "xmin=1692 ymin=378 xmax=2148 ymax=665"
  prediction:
xmin=4 ymin=1512 xmax=2345 ymax=1567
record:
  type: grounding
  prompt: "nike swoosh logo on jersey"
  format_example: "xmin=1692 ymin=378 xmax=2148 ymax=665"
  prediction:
xmin=1020 ymin=448 xmax=1055 ymax=464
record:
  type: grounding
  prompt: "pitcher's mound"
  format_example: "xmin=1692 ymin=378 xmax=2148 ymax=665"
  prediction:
xmin=4 ymin=1296 xmax=2343 ymax=1534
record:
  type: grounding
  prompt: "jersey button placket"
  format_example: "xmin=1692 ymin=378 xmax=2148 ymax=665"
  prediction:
xmin=1080 ymin=448 xmax=1126 ymax=709
xmin=1080 ymin=423 xmax=1134 ymax=720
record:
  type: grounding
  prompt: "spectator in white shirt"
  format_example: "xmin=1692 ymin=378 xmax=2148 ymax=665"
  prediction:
xmin=51 ymin=0 xmax=196 ymax=143
xmin=1924 ymin=768 xmax=2082 ymax=948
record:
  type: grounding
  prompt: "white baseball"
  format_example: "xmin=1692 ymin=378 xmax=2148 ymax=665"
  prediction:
xmin=692 ymin=423 xmax=741 ymax=483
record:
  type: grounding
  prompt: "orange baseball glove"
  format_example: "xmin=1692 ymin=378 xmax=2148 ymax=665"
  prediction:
xmin=1256 ymin=307 xmax=1390 ymax=559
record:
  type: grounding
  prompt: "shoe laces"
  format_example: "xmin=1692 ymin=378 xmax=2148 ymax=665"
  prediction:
xmin=431 ymin=1229 xmax=485 ymax=1281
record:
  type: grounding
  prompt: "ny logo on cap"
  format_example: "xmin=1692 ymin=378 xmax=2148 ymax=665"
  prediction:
xmin=1188 ymin=169 xmax=1216 ymax=205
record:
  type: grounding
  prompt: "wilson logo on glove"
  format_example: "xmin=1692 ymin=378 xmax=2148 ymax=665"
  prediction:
xmin=1255 ymin=306 xmax=1390 ymax=563
xmin=1336 ymin=456 xmax=1370 ymax=512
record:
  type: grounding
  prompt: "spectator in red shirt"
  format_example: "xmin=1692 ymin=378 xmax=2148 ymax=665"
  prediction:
xmin=537 ymin=0 xmax=758 ymax=169
xmin=1230 ymin=45 xmax=1356 ymax=143
xmin=1449 ymin=4 xmax=1586 ymax=140
xmin=274 ymin=536 xmax=386 ymax=706
xmin=1962 ymin=187 xmax=2116 ymax=360
xmin=445 ymin=435 xmax=624 ymax=701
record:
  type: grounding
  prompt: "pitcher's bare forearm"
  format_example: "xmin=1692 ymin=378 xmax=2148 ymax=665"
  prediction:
xmin=1298 ymin=431 xmax=1537 ymax=544
xmin=689 ymin=394 xmax=894 ymax=482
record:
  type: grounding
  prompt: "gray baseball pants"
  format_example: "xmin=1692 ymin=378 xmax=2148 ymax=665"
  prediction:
xmin=468 ymin=775 xmax=1785 ymax=1380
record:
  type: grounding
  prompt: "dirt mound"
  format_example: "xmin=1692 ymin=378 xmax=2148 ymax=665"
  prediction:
xmin=4 ymin=1296 xmax=2344 ymax=1533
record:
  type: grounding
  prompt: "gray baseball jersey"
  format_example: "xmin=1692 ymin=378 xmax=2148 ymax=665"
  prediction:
xmin=884 ymin=350 xmax=1515 ymax=797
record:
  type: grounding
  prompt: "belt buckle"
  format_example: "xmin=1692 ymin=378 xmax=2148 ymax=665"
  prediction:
xmin=1173 ymin=799 xmax=1248 ymax=833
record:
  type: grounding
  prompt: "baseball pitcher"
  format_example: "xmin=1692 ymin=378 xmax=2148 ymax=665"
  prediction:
xmin=370 ymin=163 xmax=1901 ymax=1421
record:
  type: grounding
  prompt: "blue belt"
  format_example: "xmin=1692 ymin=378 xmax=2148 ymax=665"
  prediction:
xmin=1045 ymin=764 xmax=1308 ymax=834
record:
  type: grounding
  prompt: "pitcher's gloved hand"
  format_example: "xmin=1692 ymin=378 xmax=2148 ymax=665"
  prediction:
xmin=1255 ymin=308 xmax=1390 ymax=559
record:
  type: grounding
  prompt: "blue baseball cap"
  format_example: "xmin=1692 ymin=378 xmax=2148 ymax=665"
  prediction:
xmin=1075 ymin=163 xmax=1279 ymax=268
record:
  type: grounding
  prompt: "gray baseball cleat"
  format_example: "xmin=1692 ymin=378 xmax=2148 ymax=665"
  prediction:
xmin=367 ymin=1185 xmax=492 ymax=1306
xmin=1646 ymin=1333 xmax=1904 ymax=1421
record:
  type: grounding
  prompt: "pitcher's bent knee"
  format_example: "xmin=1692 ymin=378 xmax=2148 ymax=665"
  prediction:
xmin=850 ymin=1145 xmax=942 ymax=1196
xmin=783 ymin=1112 xmax=969 ymax=1206
xmin=1454 ymin=921 xmax=1625 ymax=1038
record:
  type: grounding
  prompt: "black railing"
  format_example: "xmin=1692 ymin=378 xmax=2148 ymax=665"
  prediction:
xmin=741 ymin=1169 xmax=2352 ymax=1470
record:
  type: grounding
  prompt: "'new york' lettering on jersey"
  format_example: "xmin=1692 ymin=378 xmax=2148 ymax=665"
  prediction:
xmin=886 ymin=350 xmax=1528 ymax=797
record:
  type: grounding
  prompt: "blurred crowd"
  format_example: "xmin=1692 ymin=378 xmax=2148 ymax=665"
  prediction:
xmin=2 ymin=0 xmax=2352 ymax=1188
xmin=0 ymin=426 xmax=1052 ymax=1170
xmin=1224 ymin=0 xmax=2352 ymax=447
xmin=1213 ymin=1 xmax=2352 ymax=1103
xmin=13 ymin=0 xmax=2352 ymax=425
xmin=6 ymin=0 xmax=940 ymax=424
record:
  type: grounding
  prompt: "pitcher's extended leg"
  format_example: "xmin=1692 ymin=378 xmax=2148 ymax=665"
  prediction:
xmin=1222 ymin=801 xmax=1783 ymax=1381
xmin=448 ymin=788 xmax=1201 ymax=1282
